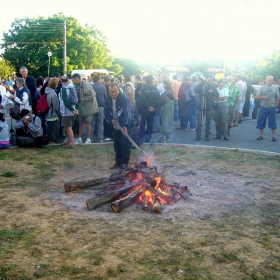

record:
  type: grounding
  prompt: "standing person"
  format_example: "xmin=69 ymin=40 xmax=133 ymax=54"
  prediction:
xmin=59 ymin=76 xmax=79 ymax=148
xmin=233 ymin=75 xmax=245 ymax=126
xmin=186 ymin=76 xmax=198 ymax=131
xmin=225 ymin=76 xmax=241 ymax=136
xmin=4 ymin=76 xmax=13 ymax=88
xmin=35 ymin=77 xmax=44 ymax=106
xmin=255 ymin=76 xmax=279 ymax=141
xmin=194 ymin=75 xmax=219 ymax=141
xmin=92 ymin=75 xmax=107 ymax=142
xmin=249 ymin=95 xmax=255 ymax=120
xmin=214 ymin=79 xmax=229 ymax=141
xmin=103 ymin=75 xmax=114 ymax=141
xmin=8 ymin=78 xmax=32 ymax=118
xmin=172 ymin=75 xmax=181 ymax=121
xmin=138 ymin=75 xmax=160 ymax=143
xmin=72 ymin=73 xmax=99 ymax=144
xmin=45 ymin=78 xmax=60 ymax=144
xmin=0 ymin=83 xmax=13 ymax=116
xmin=134 ymin=75 xmax=142 ymax=104
xmin=123 ymin=75 xmax=136 ymax=112
xmin=159 ymin=92 xmax=174 ymax=143
xmin=177 ymin=75 xmax=191 ymax=130
xmin=104 ymin=82 xmax=134 ymax=169
xmin=0 ymin=113 xmax=10 ymax=149
xmin=19 ymin=66 xmax=36 ymax=114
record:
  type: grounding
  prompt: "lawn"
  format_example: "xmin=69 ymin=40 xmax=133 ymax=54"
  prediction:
xmin=0 ymin=144 xmax=280 ymax=280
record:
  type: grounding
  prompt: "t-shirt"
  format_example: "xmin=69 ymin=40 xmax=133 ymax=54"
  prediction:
xmin=225 ymin=84 xmax=241 ymax=106
xmin=216 ymin=87 xmax=228 ymax=103
xmin=257 ymin=84 xmax=279 ymax=108
xmin=112 ymin=98 xmax=119 ymax=122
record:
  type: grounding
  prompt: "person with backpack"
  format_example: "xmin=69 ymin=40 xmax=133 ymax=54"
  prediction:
xmin=59 ymin=76 xmax=79 ymax=148
xmin=72 ymin=73 xmax=99 ymax=144
xmin=14 ymin=109 xmax=43 ymax=147
xmin=8 ymin=78 xmax=32 ymax=120
xmin=45 ymin=78 xmax=60 ymax=144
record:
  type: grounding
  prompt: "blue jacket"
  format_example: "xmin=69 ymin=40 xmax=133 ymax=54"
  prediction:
xmin=104 ymin=92 xmax=134 ymax=128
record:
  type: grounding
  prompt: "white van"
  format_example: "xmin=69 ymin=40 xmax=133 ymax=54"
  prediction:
xmin=71 ymin=69 xmax=113 ymax=79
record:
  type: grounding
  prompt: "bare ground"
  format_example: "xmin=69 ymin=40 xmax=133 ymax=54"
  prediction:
xmin=0 ymin=144 xmax=280 ymax=280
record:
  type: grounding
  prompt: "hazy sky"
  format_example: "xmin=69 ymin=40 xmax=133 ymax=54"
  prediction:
xmin=0 ymin=0 xmax=279 ymax=65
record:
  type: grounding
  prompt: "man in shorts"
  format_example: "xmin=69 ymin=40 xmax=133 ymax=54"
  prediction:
xmin=59 ymin=76 xmax=79 ymax=148
xmin=255 ymin=76 xmax=279 ymax=141
xmin=72 ymin=73 xmax=99 ymax=144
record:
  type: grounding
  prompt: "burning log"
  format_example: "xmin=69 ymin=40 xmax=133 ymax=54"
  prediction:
xmin=64 ymin=177 xmax=108 ymax=193
xmin=142 ymin=195 xmax=149 ymax=211
xmin=111 ymin=184 xmax=146 ymax=213
xmin=86 ymin=183 xmax=135 ymax=211
xmin=153 ymin=197 xmax=162 ymax=214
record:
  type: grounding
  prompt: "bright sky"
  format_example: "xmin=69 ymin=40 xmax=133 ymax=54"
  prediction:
xmin=0 ymin=0 xmax=279 ymax=65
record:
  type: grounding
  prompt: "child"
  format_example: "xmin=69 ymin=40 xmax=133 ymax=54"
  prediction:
xmin=159 ymin=92 xmax=174 ymax=143
xmin=0 ymin=113 xmax=10 ymax=149
xmin=249 ymin=95 xmax=255 ymax=120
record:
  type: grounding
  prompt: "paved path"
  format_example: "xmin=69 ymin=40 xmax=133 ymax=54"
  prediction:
xmin=150 ymin=114 xmax=280 ymax=153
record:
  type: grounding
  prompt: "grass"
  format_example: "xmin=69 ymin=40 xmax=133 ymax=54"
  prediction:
xmin=0 ymin=145 xmax=280 ymax=279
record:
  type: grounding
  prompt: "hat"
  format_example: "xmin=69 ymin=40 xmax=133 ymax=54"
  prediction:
xmin=21 ymin=109 xmax=30 ymax=117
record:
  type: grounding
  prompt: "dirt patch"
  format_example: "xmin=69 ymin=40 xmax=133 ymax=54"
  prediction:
xmin=0 ymin=145 xmax=280 ymax=279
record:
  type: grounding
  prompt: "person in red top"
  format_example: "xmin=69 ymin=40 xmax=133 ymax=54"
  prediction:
xmin=177 ymin=75 xmax=191 ymax=130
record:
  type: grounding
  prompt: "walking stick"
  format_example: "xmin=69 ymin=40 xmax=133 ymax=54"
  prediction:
xmin=200 ymin=83 xmax=206 ymax=140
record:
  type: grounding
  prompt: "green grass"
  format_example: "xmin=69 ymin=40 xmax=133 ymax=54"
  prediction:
xmin=0 ymin=171 xmax=17 ymax=177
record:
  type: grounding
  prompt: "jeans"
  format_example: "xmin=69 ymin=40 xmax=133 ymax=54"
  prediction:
xmin=186 ymin=103 xmax=196 ymax=129
xmin=140 ymin=112 xmax=155 ymax=142
xmin=91 ymin=107 xmax=104 ymax=140
xmin=214 ymin=103 xmax=228 ymax=138
xmin=178 ymin=101 xmax=187 ymax=129
xmin=174 ymin=100 xmax=178 ymax=121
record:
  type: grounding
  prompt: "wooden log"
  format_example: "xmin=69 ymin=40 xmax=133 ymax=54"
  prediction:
xmin=153 ymin=197 xmax=162 ymax=214
xmin=97 ymin=180 xmax=125 ymax=196
xmin=86 ymin=184 xmax=135 ymax=211
xmin=64 ymin=177 xmax=108 ymax=193
xmin=111 ymin=185 xmax=145 ymax=213
xmin=142 ymin=195 xmax=148 ymax=211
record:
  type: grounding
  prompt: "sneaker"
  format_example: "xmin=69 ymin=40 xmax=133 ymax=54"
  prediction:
xmin=85 ymin=138 xmax=91 ymax=144
xmin=104 ymin=138 xmax=111 ymax=141
xmin=120 ymin=163 xmax=128 ymax=169
xmin=190 ymin=128 xmax=196 ymax=131
xmin=74 ymin=138 xmax=79 ymax=145
xmin=78 ymin=138 xmax=83 ymax=144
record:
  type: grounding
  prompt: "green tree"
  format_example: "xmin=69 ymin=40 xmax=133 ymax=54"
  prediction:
xmin=1 ymin=14 xmax=115 ymax=77
xmin=113 ymin=58 xmax=143 ymax=76
xmin=0 ymin=58 xmax=15 ymax=79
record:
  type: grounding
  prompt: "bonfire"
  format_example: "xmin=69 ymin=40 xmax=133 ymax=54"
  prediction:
xmin=64 ymin=148 xmax=188 ymax=213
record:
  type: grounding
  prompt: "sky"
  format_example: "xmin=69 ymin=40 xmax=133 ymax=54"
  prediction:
xmin=0 ymin=0 xmax=279 ymax=66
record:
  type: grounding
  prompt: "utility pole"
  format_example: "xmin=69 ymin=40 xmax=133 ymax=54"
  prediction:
xmin=63 ymin=20 xmax=67 ymax=75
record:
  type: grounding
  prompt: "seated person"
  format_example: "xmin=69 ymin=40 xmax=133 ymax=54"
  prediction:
xmin=0 ymin=113 xmax=10 ymax=149
xmin=14 ymin=109 xmax=43 ymax=147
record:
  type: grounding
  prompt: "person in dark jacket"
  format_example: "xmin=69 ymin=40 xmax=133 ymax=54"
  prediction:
xmin=19 ymin=66 xmax=36 ymax=114
xmin=194 ymin=75 xmax=219 ymax=141
xmin=137 ymin=75 xmax=160 ymax=143
xmin=104 ymin=82 xmax=134 ymax=170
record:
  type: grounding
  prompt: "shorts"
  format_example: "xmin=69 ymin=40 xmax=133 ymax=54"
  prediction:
xmin=61 ymin=116 xmax=75 ymax=128
xmin=78 ymin=114 xmax=93 ymax=122
xmin=256 ymin=106 xmax=277 ymax=130
xmin=239 ymin=102 xmax=245 ymax=114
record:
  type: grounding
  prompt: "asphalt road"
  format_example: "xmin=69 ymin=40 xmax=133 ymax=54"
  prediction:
xmin=151 ymin=114 xmax=280 ymax=154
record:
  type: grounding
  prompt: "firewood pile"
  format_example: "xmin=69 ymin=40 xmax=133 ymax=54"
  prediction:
xmin=64 ymin=151 xmax=188 ymax=213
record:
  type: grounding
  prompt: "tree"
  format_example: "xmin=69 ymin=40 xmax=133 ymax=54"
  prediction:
xmin=1 ymin=14 xmax=116 ymax=77
xmin=0 ymin=58 xmax=15 ymax=79
xmin=113 ymin=58 xmax=143 ymax=76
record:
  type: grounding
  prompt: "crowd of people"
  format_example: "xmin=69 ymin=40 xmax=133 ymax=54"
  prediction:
xmin=0 ymin=67 xmax=279 ymax=166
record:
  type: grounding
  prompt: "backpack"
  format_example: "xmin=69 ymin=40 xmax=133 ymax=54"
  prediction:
xmin=36 ymin=94 xmax=51 ymax=116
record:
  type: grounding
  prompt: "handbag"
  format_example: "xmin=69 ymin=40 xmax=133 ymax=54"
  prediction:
xmin=9 ymin=103 xmax=20 ymax=120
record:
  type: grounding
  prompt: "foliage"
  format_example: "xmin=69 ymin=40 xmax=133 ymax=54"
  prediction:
xmin=113 ymin=58 xmax=143 ymax=76
xmin=0 ymin=58 xmax=15 ymax=79
xmin=1 ymin=14 xmax=116 ymax=77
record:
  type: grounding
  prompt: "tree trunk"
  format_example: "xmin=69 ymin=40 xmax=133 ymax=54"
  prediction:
xmin=111 ymin=185 xmax=145 ymax=213
xmin=64 ymin=177 xmax=108 ymax=193
xmin=86 ymin=184 xmax=135 ymax=211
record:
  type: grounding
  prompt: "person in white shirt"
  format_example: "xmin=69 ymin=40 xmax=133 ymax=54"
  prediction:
xmin=0 ymin=84 xmax=13 ymax=115
xmin=214 ymin=79 xmax=229 ymax=141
